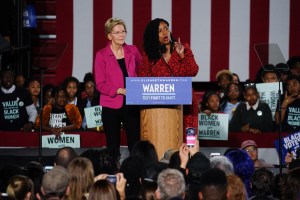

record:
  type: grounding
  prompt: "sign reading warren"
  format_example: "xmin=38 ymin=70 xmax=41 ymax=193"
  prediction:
xmin=126 ymin=77 xmax=192 ymax=105
xmin=84 ymin=105 xmax=103 ymax=128
xmin=198 ymin=113 xmax=229 ymax=140
xmin=274 ymin=131 xmax=300 ymax=165
xmin=256 ymin=82 xmax=283 ymax=120
xmin=42 ymin=134 xmax=80 ymax=148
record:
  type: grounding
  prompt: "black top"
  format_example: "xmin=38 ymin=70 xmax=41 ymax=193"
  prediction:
xmin=117 ymin=58 xmax=128 ymax=86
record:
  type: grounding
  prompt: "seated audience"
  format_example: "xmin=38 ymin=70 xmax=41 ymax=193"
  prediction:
xmin=200 ymin=90 xmax=221 ymax=115
xmin=249 ymin=168 xmax=278 ymax=200
xmin=230 ymin=81 xmax=273 ymax=133
xmin=54 ymin=146 xmax=77 ymax=168
xmin=227 ymin=174 xmax=247 ymax=200
xmin=210 ymin=155 xmax=234 ymax=176
xmin=26 ymin=77 xmax=41 ymax=111
xmin=67 ymin=157 xmax=94 ymax=200
xmin=275 ymin=74 xmax=300 ymax=133
xmin=220 ymin=83 xmax=243 ymax=121
xmin=0 ymin=69 xmax=37 ymax=131
xmin=37 ymin=166 xmax=70 ymax=200
xmin=225 ymin=149 xmax=255 ymax=197
xmin=198 ymin=168 xmax=228 ymax=200
xmin=80 ymin=72 xmax=101 ymax=131
xmin=215 ymin=69 xmax=233 ymax=102
xmin=241 ymin=140 xmax=274 ymax=169
xmin=6 ymin=175 xmax=34 ymax=200
xmin=35 ymin=86 xmax=82 ymax=137
xmin=156 ymin=168 xmax=186 ymax=200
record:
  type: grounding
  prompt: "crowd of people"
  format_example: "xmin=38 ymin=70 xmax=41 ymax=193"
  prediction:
xmin=1 ymin=15 xmax=300 ymax=199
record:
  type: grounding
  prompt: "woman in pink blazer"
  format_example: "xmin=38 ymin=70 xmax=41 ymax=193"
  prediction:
xmin=94 ymin=18 xmax=142 ymax=156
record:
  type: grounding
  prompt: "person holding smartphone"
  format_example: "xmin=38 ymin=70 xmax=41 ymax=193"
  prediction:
xmin=275 ymin=74 xmax=300 ymax=132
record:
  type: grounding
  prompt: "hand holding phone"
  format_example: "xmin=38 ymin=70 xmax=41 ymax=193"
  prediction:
xmin=186 ymin=127 xmax=196 ymax=148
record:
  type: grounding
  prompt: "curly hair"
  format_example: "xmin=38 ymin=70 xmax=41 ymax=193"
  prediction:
xmin=143 ymin=18 xmax=175 ymax=62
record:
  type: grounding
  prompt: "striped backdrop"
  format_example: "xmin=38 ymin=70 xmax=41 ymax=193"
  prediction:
xmin=55 ymin=0 xmax=300 ymax=84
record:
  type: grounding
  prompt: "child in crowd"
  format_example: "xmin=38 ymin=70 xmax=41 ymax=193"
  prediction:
xmin=35 ymin=87 xmax=82 ymax=137
xmin=229 ymin=81 xmax=273 ymax=134
xmin=200 ymin=90 xmax=221 ymax=115
xmin=220 ymin=83 xmax=243 ymax=121
xmin=26 ymin=77 xmax=41 ymax=111
xmin=63 ymin=76 xmax=82 ymax=106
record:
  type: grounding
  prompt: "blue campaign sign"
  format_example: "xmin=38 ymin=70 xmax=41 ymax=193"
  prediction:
xmin=274 ymin=131 xmax=300 ymax=165
xmin=126 ymin=77 xmax=192 ymax=105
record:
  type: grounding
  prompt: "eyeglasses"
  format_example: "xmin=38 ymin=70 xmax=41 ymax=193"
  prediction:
xmin=111 ymin=30 xmax=127 ymax=36
xmin=244 ymin=82 xmax=255 ymax=87
xmin=245 ymin=148 xmax=257 ymax=153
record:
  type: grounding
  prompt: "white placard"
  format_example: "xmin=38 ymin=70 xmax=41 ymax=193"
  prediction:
xmin=42 ymin=134 xmax=80 ymax=148
xmin=84 ymin=105 xmax=103 ymax=128
xmin=198 ymin=113 xmax=229 ymax=140
xmin=256 ymin=82 xmax=283 ymax=120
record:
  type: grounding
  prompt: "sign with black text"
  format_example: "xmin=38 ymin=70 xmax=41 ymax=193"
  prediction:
xmin=42 ymin=134 xmax=80 ymax=148
xmin=84 ymin=105 xmax=103 ymax=128
xmin=198 ymin=113 xmax=229 ymax=140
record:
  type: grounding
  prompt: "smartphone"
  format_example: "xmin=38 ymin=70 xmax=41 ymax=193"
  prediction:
xmin=186 ymin=127 xmax=196 ymax=148
xmin=44 ymin=166 xmax=53 ymax=172
xmin=210 ymin=153 xmax=221 ymax=158
xmin=107 ymin=175 xmax=116 ymax=184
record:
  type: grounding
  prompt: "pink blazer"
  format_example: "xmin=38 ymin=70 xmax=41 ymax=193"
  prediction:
xmin=94 ymin=42 xmax=142 ymax=109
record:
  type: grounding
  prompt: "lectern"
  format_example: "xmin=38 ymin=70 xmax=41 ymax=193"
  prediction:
xmin=126 ymin=77 xmax=192 ymax=159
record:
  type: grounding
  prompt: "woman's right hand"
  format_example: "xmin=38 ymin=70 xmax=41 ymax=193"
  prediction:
xmin=117 ymin=88 xmax=126 ymax=95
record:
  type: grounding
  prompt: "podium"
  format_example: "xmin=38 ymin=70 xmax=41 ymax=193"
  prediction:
xmin=126 ymin=77 xmax=192 ymax=159
xmin=140 ymin=105 xmax=183 ymax=158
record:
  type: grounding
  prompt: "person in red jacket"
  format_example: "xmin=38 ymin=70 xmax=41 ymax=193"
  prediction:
xmin=137 ymin=18 xmax=199 ymax=138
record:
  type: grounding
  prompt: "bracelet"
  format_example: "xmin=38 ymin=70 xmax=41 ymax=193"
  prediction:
xmin=96 ymin=126 xmax=100 ymax=132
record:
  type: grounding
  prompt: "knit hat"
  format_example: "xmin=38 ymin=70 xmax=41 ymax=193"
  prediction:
xmin=187 ymin=152 xmax=211 ymax=184
xmin=42 ymin=166 xmax=70 ymax=195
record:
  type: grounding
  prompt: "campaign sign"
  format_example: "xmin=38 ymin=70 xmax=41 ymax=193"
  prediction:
xmin=256 ymin=82 xmax=283 ymax=120
xmin=274 ymin=131 xmax=300 ymax=165
xmin=42 ymin=134 xmax=80 ymax=148
xmin=198 ymin=113 xmax=229 ymax=140
xmin=84 ymin=105 xmax=103 ymax=128
xmin=126 ymin=77 xmax=192 ymax=105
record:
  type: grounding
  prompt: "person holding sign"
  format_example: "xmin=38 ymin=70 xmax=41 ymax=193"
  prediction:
xmin=35 ymin=87 xmax=82 ymax=138
xmin=229 ymin=82 xmax=273 ymax=134
xmin=275 ymin=74 xmax=300 ymax=133
xmin=94 ymin=18 xmax=142 ymax=155
xmin=137 ymin=18 xmax=199 ymax=134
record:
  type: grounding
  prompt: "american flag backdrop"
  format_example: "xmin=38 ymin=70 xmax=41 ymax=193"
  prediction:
xmin=55 ymin=0 xmax=300 ymax=83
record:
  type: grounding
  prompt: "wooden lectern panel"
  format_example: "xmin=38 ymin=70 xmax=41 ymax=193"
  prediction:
xmin=140 ymin=106 xmax=183 ymax=159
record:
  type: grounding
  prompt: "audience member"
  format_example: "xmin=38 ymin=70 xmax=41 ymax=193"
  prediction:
xmin=80 ymin=72 xmax=101 ymax=131
xmin=250 ymin=168 xmax=278 ymax=200
xmin=130 ymin=140 xmax=159 ymax=166
xmin=287 ymin=56 xmax=300 ymax=77
xmin=62 ymin=76 xmax=82 ymax=106
xmin=280 ymin=167 xmax=300 ymax=200
xmin=42 ymin=84 xmax=54 ymax=106
xmin=210 ymin=155 xmax=234 ymax=176
xmin=156 ymin=168 xmax=186 ymax=200
xmin=227 ymin=174 xmax=247 ymax=200
xmin=232 ymin=72 xmax=241 ymax=84
xmin=26 ymin=77 xmax=41 ymax=111
xmin=275 ymin=74 xmax=300 ymax=133
xmin=24 ymin=161 xmax=45 ymax=198
xmin=241 ymin=140 xmax=274 ymax=169
xmin=88 ymin=179 xmax=117 ymax=200
xmin=6 ymin=175 xmax=34 ymax=200
xmin=198 ymin=168 xmax=228 ymax=200
xmin=215 ymin=69 xmax=233 ymax=101
xmin=15 ymin=74 xmax=26 ymax=88
xmin=200 ymin=90 xmax=221 ymax=115
xmin=35 ymin=86 xmax=82 ymax=138
xmin=0 ymin=165 xmax=24 ymax=193
xmin=54 ymin=146 xmax=77 ymax=168
xmin=225 ymin=149 xmax=255 ymax=197
xmin=0 ymin=69 xmax=38 ymax=131
xmin=220 ymin=83 xmax=243 ymax=121
xmin=261 ymin=65 xmax=279 ymax=83
xmin=37 ymin=166 xmax=70 ymax=200
xmin=140 ymin=180 xmax=157 ymax=200
xmin=230 ymin=81 xmax=273 ymax=133
xmin=67 ymin=157 xmax=94 ymax=200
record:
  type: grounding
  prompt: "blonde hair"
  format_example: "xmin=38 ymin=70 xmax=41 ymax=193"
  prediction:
xmin=67 ymin=157 xmax=94 ymax=200
xmin=227 ymin=175 xmax=247 ymax=200
xmin=6 ymin=175 xmax=34 ymax=200
xmin=104 ymin=18 xmax=127 ymax=37
xmin=88 ymin=180 xmax=117 ymax=200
